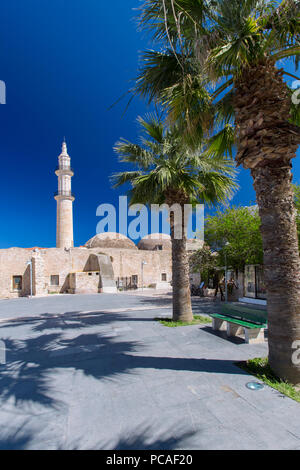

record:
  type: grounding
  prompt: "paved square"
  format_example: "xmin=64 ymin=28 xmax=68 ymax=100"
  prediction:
xmin=0 ymin=293 xmax=299 ymax=450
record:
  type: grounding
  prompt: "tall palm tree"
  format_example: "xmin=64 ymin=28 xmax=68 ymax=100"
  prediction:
xmin=136 ymin=0 xmax=300 ymax=384
xmin=112 ymin=115 xmax=237 ymax=322
xmin=206 ymin=0 xmax=300 ymax=385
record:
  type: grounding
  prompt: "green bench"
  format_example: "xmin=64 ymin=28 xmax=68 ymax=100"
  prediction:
xmin=209 ymin=304 xmax=267 ymax=344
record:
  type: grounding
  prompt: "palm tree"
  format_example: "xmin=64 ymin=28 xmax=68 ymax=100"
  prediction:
xmin=112 ymin=115 xmax=237 ymax=322
xmin=136 ymin=0 xmax=300 ymax=384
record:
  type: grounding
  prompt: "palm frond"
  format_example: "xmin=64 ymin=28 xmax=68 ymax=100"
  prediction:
xmin=207 ymin=15 xmax=263 ymax=79
xmin=162 ymin=74 xmax=213 ymax=142
xmin=137 ymin=114 xmax=165 ymax=143
xmin=273 ymin=46 xmax=300 ymax=62
xmin=205 ymin=124 xmax=235 ymax=158
xmin=137 ymin=0 xmax=210 ymax=46
xmin=186 ymin=151 xmax=237 ymax=176
xmin=261 ymin=0 xmax=300 ymax=54
xmin=113 ymin=140 xmax=154 ymax=169
xmin=195 ymin=171 xmax=239 ymax=206
xmin=112 ymin=114 xmax=237 ymax=208
xmin=134 ymin=50 xmax=186 ymax=103
xmin=134 ymin=48 xmax=204 ymax=106
xmin=213 ymin=90 xmax=235 ymax=126
xmin=111 ymin=171 xmax=144 ymax=189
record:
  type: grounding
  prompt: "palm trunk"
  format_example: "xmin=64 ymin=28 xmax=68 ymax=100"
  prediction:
xmin=171 ymin=225 xmax=193 ymax=322
xmin=252 ymin=164 xmax=300 ymax=385
xmin=234 ymin=59 xmax=300 ymax=385
xmin=166 ymin=189 xmax=193 ymax=322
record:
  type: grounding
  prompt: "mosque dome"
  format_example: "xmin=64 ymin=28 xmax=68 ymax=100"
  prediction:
xmin=138 ymin=233 xmax=172 ymax=251
xmin=85 ymin=232 xmax=138 ymax=250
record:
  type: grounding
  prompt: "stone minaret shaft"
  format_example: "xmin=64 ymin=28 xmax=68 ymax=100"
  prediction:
xmin=55 ymin=141 xmax=75 ymax=249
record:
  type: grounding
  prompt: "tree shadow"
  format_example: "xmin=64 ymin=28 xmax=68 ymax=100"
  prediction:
xmin=0 ymin=327 xmax=243 ymax=412
xmin=0 ymin=310 xmax=157 ymax=333
xmin=0 ymin=303 xmax=249 ymax=452
xmin=0 ymin=335 xmax=66 ymax=409
xmin=0 ymin=322 xmax=141 ymax=410
xmin=92 ymin=425 xmax=196 ymax=451
xmin=0 ymin=428 xmax=32 ymax=450
xmin=199 ymin=326 xmax=246 ymax=345
xmin=0 ymin=422 xmax=197 ymax=450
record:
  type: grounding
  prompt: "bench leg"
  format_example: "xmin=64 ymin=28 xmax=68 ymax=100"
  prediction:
xmin=226 ymin=322 xmax=244 ymax=338
xmin=212 ymin=318 xmax=227 ymax=331
xmin=245 ymin=328 xmax=265 ymax=344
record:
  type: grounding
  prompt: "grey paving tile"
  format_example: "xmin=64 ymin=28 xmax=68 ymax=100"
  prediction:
xmin=0 ymin=294 xmax=299 ymax=450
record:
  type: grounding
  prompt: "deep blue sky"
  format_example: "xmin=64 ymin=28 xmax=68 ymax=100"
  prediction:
xmin=0 ymin=0 xmax=299 ymax=248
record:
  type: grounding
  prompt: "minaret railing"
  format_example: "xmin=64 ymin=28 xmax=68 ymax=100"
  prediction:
xmin=55 ymin=165 xmax=74 ymax=172
xmin=54 ymin=190 xmax=75 ymax=198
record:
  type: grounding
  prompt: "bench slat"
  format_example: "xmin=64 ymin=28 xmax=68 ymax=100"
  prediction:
xmin=221 ymin=304 xmax=267 ymax=325
xmin=210 ymin=313 xmax=266 ymax=329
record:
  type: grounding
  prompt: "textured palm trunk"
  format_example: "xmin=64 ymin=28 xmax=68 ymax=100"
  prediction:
xmin=252 ymin=164 xmax=300 ymax=384
xmin=234 ymin=59 xmax=300 ymax=385
xmin=166 ymin=189 xmax=193 ymax=322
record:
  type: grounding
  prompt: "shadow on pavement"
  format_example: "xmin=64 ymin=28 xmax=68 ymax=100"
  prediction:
xmin=0 ymin=308 xmax=245 ymax=413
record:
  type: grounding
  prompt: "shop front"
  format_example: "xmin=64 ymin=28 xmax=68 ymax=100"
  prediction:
xmin=244 ymin=265 xmax=266 ymax=301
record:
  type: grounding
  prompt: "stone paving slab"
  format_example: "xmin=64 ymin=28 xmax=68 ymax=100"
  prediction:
xmin=0 ymin=294 xmax=299 ymax=450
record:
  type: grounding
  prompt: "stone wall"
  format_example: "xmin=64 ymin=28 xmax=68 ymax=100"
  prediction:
xmin=0 ymin=246 xmax=172 ymax=299
xmin=69 ymin=272 xmax=101 ymax=294
xmin=0 ymin=248 xmax=33 ymax=298
xmin=107 ymin=248 xmax=172 ymax=288
xmin=32 ymin=251 xmax=47 ymax=296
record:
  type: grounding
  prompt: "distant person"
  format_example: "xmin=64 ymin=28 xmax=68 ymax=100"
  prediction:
xmin=213 ymin=272 xmax=225 ymax=301
xmin=199 ymin=281 xmax=205 ymax=297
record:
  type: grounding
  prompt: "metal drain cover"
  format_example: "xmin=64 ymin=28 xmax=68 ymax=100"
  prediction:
xmin=246 ymin=381 xmax=265 ymax=391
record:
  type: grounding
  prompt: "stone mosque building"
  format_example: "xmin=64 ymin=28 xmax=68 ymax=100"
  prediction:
xmin=0 ymin=142 xmax=203 ymax=299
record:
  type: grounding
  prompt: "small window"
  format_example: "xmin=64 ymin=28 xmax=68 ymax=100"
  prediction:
xmin=12 ymin=276 xmax=22 ymax=291
xmin=156 ymin=245 xmax=163 ymax=251
xmin=161 ymin=273 xmax=167 ymax=282
xmin=50 ymin=275 xmax=59 ymax=286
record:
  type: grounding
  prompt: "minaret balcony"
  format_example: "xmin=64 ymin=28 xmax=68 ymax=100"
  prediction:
xmin=54 ymin=190 xmax=75 ymax=201
xmin=55 ymin=166 xmax=74 ymax=176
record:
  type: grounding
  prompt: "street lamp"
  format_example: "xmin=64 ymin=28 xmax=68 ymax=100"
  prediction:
xmin=224 ymin=242 xmax=230 ymax=302
xmin=141 ymin=260 xmax=147 ymax=292
xmin=26 ymin=259 xmax=33 ymax=298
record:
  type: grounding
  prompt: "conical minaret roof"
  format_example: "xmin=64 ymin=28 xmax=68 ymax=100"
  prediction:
xmin=60 ymin=138 xmax=69 ymax=157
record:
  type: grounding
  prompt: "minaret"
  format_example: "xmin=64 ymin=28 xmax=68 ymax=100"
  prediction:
xmin=54 ymin=140 xmax=75 ymax=249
